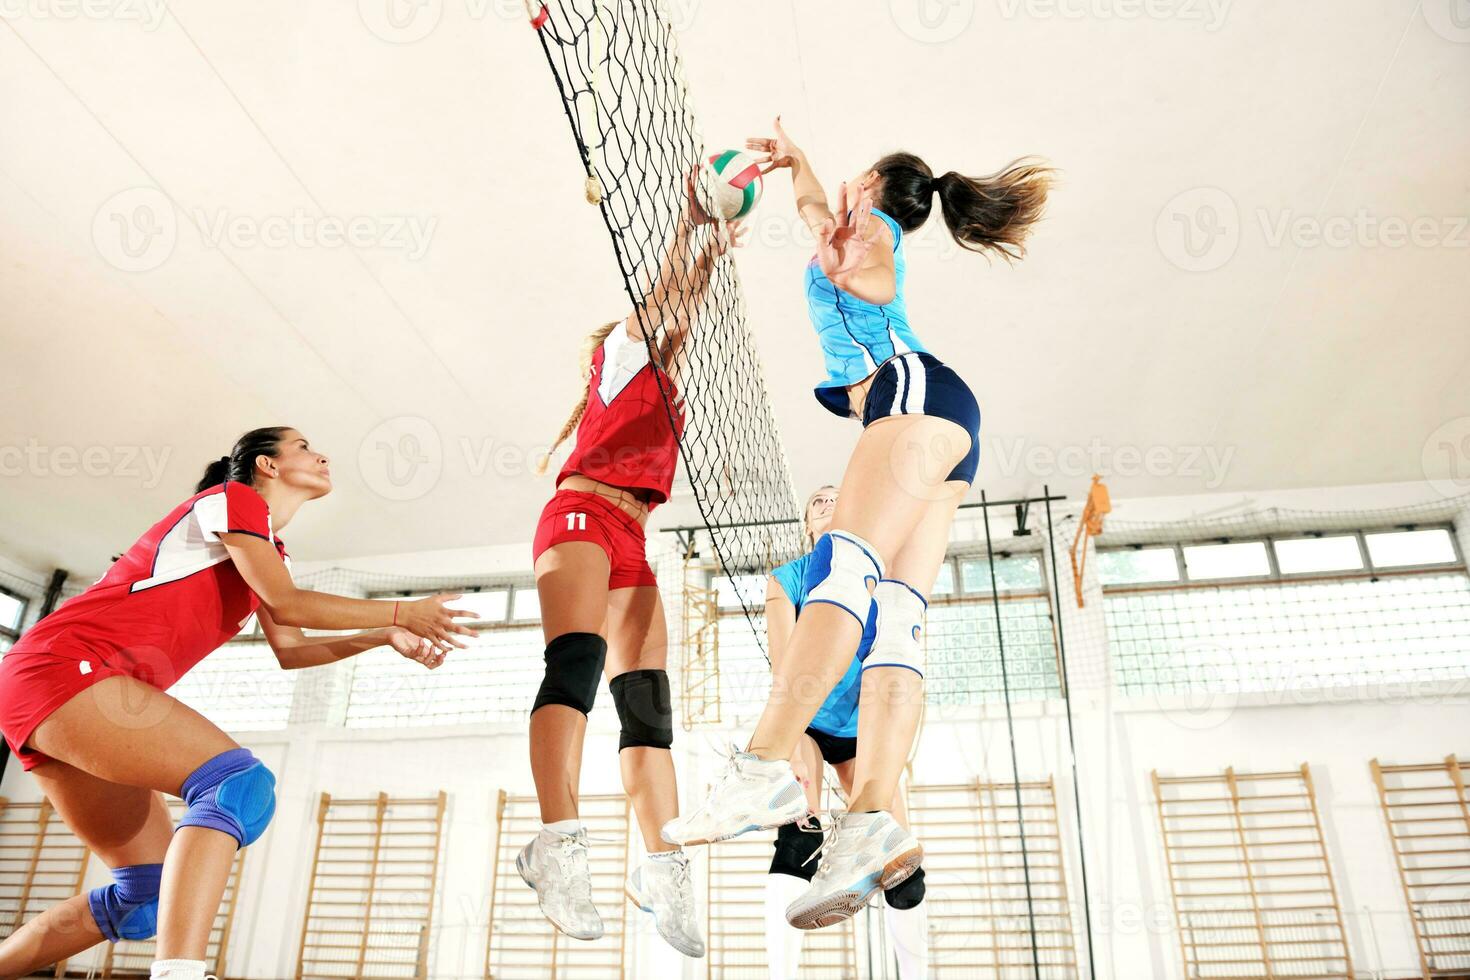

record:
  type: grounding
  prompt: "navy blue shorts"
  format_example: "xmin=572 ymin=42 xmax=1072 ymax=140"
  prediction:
xmin=862 ymin=353 xmax=981 ymax=484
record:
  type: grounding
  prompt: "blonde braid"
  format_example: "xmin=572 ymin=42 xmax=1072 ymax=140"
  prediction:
xmin=536 ymin=319 xmax=624 ymax=475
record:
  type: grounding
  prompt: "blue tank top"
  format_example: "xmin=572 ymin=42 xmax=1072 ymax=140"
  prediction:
xmin=804 ymin=209 xmax=929 ymax=418
xmin=770 ymin=552 xmax=873 ymax=739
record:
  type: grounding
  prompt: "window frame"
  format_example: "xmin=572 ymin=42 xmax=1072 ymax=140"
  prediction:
xmin=0 ymin=585 xmax=29 ymax=646
xmin=367 ymin=581 xmax=541 ymax=632
xmin=1099 ymin=524 xmax=1464 ymax=593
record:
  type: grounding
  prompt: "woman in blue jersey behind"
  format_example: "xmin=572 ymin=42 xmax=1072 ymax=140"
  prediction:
xmin=762 ymin=486 xmax=928 ymax=979
xmin=666 ymin=117 xmax=1051 ymax=930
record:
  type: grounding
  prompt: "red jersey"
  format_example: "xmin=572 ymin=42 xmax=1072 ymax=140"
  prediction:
xmin=558 ymin=327 xmax=683 ymax=507
xmin=12 ymin=481 xmax=287 ymax=690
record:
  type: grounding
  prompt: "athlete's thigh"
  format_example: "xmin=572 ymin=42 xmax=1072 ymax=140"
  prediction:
xmin=31 ymin=760 xmax=173 ymax=867
xmin=535 ymin=542 xmax=612 ymax=641
xmin=886 ymin=481 xmax=969 ymax=596
xmin=833 ymin=415 xmax=971 ymax=562
xmin=604 ymin=585 xmax=666 ymax=675
xmin=28 ymin=675 xmax=239 ymax=797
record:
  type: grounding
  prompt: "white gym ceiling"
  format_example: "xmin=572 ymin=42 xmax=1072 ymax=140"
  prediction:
xmin=1 ymin=0 xmax=1466 ymax=575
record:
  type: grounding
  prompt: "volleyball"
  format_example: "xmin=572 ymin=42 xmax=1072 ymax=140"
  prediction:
xmin=695 ymin=149 xmax=764 ymax=221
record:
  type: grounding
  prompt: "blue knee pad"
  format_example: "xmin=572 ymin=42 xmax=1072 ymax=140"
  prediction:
xmin=803 ymin=530 xmax=884 ymax=626
xmin=177 ymin=748 xmax=276 ymax=848
xmin=89 ymin=863 xmax=162 ymax=942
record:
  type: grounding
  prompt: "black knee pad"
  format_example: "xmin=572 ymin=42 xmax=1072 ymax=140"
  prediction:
xmin=769 ymin=821 xmax=821 ymax=881
xmin=884 ymin=866 xmax=926 ymax=909
xmin=532 ymin=633 xmax=607 ymax=716
xmin=610 ymin=669 xmax=673 ymax=751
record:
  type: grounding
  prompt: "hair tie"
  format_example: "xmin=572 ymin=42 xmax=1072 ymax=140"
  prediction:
xmin=219 ymin=455 xmax=231 ymax=466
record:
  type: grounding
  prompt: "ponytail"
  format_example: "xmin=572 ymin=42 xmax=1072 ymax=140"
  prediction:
xmin=872 ymin=151 xmax=1053 ymax=261
xmin=536 ymin=320 xmax=624 ymax=476
xmin=197 ymin=426 xmax=291 ymax=492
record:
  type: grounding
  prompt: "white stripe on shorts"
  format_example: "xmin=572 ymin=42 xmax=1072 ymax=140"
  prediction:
xmin=889 ymin=354 xmax=909 ymax=417
xmin=902 ymin=353 xmax=926 ymax=415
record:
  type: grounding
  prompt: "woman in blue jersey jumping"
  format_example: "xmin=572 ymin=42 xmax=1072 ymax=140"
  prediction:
xmin=666 ymin=118 xmax=1051 ymax=930
xmin=761 ymin=485 xmax=929 ymax=979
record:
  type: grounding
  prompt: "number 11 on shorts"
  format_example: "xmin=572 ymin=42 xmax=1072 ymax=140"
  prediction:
xmin=566 ymin=512 xmax=587 ymax=531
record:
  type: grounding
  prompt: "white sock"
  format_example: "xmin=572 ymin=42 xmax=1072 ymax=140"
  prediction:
xmin=151 ymin=960 xmax=207 ymax=980
xmin=886 ymin=900 xmax=929 ymax=980
xmin=764 ymin=874 xmax=808 ymax=980
xmin=648 ymin=849 xmax=680 ymax=863
xmin=543 ymin=818 xmax=582 ymax=836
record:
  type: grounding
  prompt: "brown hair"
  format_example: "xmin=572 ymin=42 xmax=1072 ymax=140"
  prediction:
xmin=536 ymin=319 xmax=624 ymax=475
xmin=872 ymin=151 xmax=1054 ymax=261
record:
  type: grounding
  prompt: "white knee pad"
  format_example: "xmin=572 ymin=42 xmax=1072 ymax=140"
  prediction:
xmin=863 ymin=579 xmax=928 ymax=676
xmin=804 ymin=531 xmax=884 ymax=626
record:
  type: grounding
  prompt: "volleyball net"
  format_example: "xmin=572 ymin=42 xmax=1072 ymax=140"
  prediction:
xmin=525 ymin=0 xmax=804 ymax=648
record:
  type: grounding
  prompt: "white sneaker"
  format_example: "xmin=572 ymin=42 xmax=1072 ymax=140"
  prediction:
xmin=517 ymin=827 xmax=604 ymax=940
xmin=626 ymin=851 xmax=706 ymax=958
xmin=785 ymin=810 xmax=923 ymax=930
xmin=661 ymin=752 xmax=806 ymax=846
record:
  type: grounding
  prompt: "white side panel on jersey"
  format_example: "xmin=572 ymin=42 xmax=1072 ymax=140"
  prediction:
xmin=130 ymin=497 xmax=230 ymax=593
xmin=598 ymin=327 xmax=653 ymax=405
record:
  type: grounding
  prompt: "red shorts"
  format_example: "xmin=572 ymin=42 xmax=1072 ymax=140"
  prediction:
xmin=0 ymin=649 xmax=129 ymax=771
xmin=532 ymin=490 xmax=658 ymax=590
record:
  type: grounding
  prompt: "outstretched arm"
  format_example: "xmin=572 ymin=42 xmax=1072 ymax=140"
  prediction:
xmin=627 ymin=184 xmax=745 ymax=381
xmin=219 ymin=533 xmax=474 ymax=648
xmin=748 ymin=117 xmax=832 ymax=235
xmin=255 ymin=606 xmax=448 ymax=670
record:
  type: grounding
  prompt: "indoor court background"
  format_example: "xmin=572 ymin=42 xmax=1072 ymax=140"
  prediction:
xmin=2 ymin=0 xmax=1468 ymax=978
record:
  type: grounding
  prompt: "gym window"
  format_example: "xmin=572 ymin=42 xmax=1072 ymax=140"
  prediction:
xmin=0 ymin=587 xmax=27 ymax=652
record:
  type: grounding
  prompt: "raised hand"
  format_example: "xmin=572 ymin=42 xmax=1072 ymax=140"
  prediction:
xmin=816 ymin=181 xmax=875 ymax=281
xmin=388 ymin=626 xmax=447 ymax=669
xmin=746 ymin=115 xmax=801 ymax=175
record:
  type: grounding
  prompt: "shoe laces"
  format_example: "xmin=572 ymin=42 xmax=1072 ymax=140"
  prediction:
xmin=798 ymin=811 xmax=840 ymax=876
xmin=551 ymin=831 xmax=594 ymax=903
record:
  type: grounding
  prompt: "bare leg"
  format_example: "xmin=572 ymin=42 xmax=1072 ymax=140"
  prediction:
xmin=850 ymin=482 xmax=965 ymax=812
xmin=747 ymin=414 xmax=968 ymax=768
xmin=0 ymin=762 xmax=172 ymax=976
xmin=22 ymin=675 xmax=242 ymax=960
xmin=790 ymin=735 xmax=825 ymax=813
xmin=605 ymin=585 xmax=678 ymax=853
xmin=530 ymin=542 xmax=610 ymax=826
